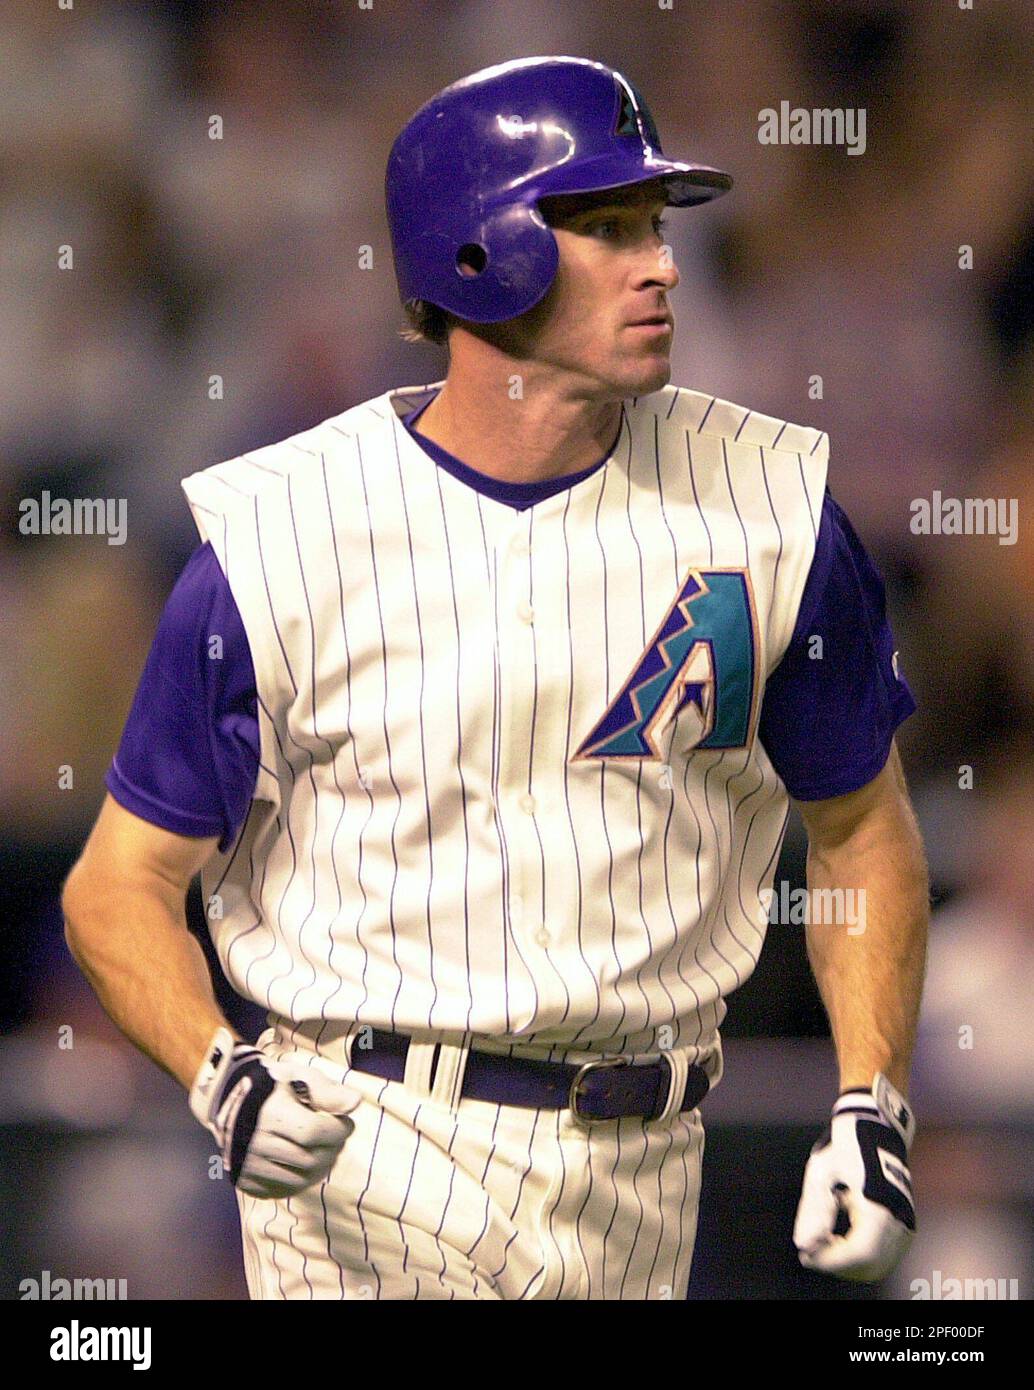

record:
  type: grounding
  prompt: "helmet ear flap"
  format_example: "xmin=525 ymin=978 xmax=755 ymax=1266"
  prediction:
xmin=442 ymin=201 xmax=560 ymax=323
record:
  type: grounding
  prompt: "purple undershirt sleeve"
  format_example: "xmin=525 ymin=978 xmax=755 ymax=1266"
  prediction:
xmin=758 ymin=490 xmax=917 ymax=801
xmin=105 ymin=542 xmax=260 ymax=853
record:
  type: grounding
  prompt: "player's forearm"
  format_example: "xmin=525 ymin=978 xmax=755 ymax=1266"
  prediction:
xmin=62 ymin=869 xmax=236 ymax=1090
xmin=803 ymin=790 xmax=929 ymax=1096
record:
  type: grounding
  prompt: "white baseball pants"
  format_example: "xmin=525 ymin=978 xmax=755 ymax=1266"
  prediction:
xmin=235 ymin=1020 xmax=717 ymax=1300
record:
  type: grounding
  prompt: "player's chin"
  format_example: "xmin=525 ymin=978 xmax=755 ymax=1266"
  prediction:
xmin=617 ymin=351 xmax=672 ymax=398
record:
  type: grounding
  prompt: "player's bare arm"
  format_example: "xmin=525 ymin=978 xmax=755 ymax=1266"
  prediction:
xmin=796 ymin=739 xmax=929 ymax=1096
xmin=62 ymin=796 xmax=360 ymax=1198
xmin=791 ymin=740 xmax=928 ymax=1280
xmin=62 ymin=793 xmax=227 ymax=1089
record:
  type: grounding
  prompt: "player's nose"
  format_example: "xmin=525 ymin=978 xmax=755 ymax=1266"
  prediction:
xmin=635 ymin=239 xmax=680 ymax=293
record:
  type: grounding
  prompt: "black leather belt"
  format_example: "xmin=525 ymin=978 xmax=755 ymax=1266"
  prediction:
xmin=348 ymin=1028 xmax=711 ymax=1125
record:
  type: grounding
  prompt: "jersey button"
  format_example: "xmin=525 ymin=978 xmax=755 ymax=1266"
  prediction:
xmin=519 ymin=792 xmax=536 ymax=814
xmin=534 ymin=928 xmax=551 ymax=948
xmin=516 ymin=600 xmax=534 ymax=624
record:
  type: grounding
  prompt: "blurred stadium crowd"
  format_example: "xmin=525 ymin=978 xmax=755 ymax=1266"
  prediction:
xmin=1 ymin=0 xmax=1031 ymax=1299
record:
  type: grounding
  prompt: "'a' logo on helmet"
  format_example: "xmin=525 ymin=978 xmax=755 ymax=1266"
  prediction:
xmin=615 ymin=86 xmax=641 ymax=138
xmin=615 ymin=80 xmax=662 ymax=149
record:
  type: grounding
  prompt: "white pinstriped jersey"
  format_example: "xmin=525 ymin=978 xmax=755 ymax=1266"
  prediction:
xmin=182 ymin=381 xmax=828 ymax=1060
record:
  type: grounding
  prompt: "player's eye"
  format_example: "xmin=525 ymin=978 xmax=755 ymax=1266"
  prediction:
xmin=583 ymin=212 xmax=667 ymax=241
xmin=588 ymin=218 xmax=621 ymax=238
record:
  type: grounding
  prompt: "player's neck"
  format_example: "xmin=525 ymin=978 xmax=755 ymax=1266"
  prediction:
xmin=416 ymin=359 xmax=623 ymax=485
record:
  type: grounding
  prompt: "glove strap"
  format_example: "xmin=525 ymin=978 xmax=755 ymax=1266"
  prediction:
xmin=188 ymin=1026 xmax=239 ymax=1129
xmin=835 ymin=1072 xmax=915 ymax=1151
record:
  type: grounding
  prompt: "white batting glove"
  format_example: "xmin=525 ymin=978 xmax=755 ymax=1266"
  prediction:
xmin=189 ymin=1028 xmax=362 ymax=1199
xmin=793 ymin=1072 xmax=916 ymax=1282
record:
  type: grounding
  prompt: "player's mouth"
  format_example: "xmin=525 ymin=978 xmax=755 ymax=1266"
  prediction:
xmin=625 ymin=315 xmax=673 ymax=337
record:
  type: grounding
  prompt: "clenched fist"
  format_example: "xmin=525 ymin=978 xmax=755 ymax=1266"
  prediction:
xmin=189 ymin=1028 xmax=362 ymax=1199
xmin=794 ymin=1072 xmax=916 ymax=1282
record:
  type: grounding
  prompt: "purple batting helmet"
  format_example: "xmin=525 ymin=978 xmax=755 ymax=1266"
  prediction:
xmin=385 ymin=56 xmax=732 ymax=325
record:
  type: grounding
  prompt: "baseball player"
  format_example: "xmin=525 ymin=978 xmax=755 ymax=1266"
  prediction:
xmin=63 ymin=57 xmax=928 ymax=1300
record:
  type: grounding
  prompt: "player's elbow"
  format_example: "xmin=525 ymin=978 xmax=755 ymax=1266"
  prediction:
xmin=63 ymin=802 xmax=206 ymax=949
xmin=61 ymin=859 xmax=106 ymax=963
xmin=61 ymin=856 xmax=139 ymax=965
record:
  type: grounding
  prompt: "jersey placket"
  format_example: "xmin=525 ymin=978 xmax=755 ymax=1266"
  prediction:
xmin=492 ymin=507 xmax=561 ymax=1027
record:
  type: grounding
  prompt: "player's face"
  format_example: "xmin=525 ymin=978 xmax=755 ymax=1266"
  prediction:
xmin=513 ymin=184 xmax=680 ymax=398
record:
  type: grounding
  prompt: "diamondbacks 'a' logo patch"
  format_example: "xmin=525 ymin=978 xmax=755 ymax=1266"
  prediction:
xmin=573 ymin=568 xmax=760 ymax=762
xmin=616 ymin=86 xmax=640 ymax=137
xmin=613 ymin=79 xmax=661 ymax=148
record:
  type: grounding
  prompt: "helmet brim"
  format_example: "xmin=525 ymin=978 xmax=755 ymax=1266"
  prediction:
xmin=526 ymin=154 xmax=733 ymax=210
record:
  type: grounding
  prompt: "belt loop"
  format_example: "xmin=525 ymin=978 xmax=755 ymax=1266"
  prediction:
xmin=430 ymin=1032 xmax=471 ymax=1112
xmin=656 ymin=1047 xmax=689 ymax=1123
xmin=403 ymin=1037 xmax=438 ymax=1096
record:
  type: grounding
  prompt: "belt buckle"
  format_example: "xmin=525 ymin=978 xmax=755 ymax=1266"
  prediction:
xmin=568 ymin=1057 xmax=627 ymax=1128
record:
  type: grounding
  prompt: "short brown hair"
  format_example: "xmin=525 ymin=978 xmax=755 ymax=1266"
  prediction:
xmin=399 ymin=298 xmax=453 ymax=347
